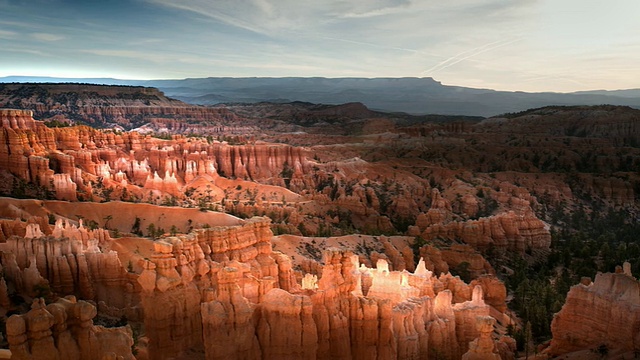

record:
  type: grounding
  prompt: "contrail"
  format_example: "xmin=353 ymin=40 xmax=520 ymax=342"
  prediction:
xmin=421 ymin=39 xmax=510 ymax=75
xmin=422 ymin=38 xmax=522 ymax=75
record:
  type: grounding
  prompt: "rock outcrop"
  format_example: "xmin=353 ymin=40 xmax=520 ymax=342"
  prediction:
xmin=133 ymin=220 xmax=514 ymax=360
xmin=421 ymin=211 xmax=551 ymax=253
xmin=420 ymin=244 xmax=495 ymax=278
xmin=547 ymin=263 xmax=640 ymax=357
xmin=461 ymin=316 xmax=501 ymax=360
xmin=0 ymin=84 xmax=246 ymax=131
xmin=6 ymin=296 xmax=135 ymax=360
xmin=208 ymin=249 xmax=511 ymax=360
xmin=0 ymin=109 xmax=310 ymax=202
xmin=0 ymin=219 xmax=137 ymax=319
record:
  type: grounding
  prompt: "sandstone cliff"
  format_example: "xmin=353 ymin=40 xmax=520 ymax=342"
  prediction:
xmin=0 ymin=218 xmax=138 ymax=319
xmin=0 ymin=195 xmax=516 ymax=360
xmin=0 ymin=83 xmax=248 ymax=131
xmin=6 ymin=296 xmax=135 ymax=360
xmin=0 ymin=109 xmax=310 ymax=203
xmin=421 ymin=211 xmax=551 ymax=253
xmin=546 ymin=263 xmax=640 ymax=358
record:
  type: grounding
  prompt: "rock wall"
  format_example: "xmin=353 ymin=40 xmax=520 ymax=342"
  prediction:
xmin=199 ymin=248 xmax=512 ymax=360
xmin=6 ymin=296 xmax=135 ymax=360
xmin=0 ymin=208 xmax=514 ymax=360
xmin=0 ymin=84 xmax=246 ymax=130
xmin=547 ymin=264 xmax=640 ymax=357
xmin=421 ymin=211 xmax=551 ymax=253
xmin=0 ymin=109 xmax=310 ymax=201
xmin=0 ymin=220 xmax=138 ymax=319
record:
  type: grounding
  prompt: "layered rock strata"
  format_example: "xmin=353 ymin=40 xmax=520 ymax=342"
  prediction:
xmin=0 ymin=84 xmax=247 ymax=131
xmin=0 ymin=206 xmax=514 ymax=360
xmin=421 ymin=211 xmax=551 ymax=253
xmin=6 ymin=296 xmax=135 ymax=360
xmin=547 ymin=263 xmax=640 ymax=357
xmin=0 ymin=109 xmax=309 ymax=201
xmin=0 ymin=220 xmax=137 ymax=318
xmin=199 ymin=248 xmax=513 ymax=360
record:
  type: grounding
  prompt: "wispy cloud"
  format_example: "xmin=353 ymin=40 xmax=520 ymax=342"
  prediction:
xmin=317 ymin=35 xmax=442 ymax=59
xmin=0 ymin=30 xmax=17 ymax=39
xmin=3 ymin=47 xmax=51 ymax=57
xmin=80 ymin=48 xmax=217 ymax=67
xmin=127 ymin=38 xmax=165 ymax=46
xmin=31 ymin=33 xmax=65 ymax=42
xmin=340 ymin=1 xmax=411 ymax=18
xmin=81 ymin=49 xmax=165 ymax=61
xmin=2 ymin=0 xmax=638 ymax=91
xmin=144 ymin=0 xmax=272 ymax=35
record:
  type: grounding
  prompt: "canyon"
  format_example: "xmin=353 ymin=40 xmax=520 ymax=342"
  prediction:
xmin=0 ymin=85 xmax=639 ymax=359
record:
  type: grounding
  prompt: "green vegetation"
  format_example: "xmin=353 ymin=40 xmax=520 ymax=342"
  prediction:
xmin=43 ymin=119 xmax=70 ymax=128
xmin=146 ymin=223 xmax=165 ymax=239
xmin=280 ymin=161 xmax=294 ymax=188
xmin=4 ymin=177 xmax=56 ymax=200
xmin=450 ymin=261 xmax=472 ymax=283
xmin=131 ymin=217 xmax=143 ymax=236
xmin=498 ymin=204 xmax=640 ymax=346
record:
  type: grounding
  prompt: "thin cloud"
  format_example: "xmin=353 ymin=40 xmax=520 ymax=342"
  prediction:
xmin=1 ymin=0 xmax=637 ymax=92
xmin=127 ymin=38 xmax=165 ymax=46
xmin=80 ymin=49 xmax=216 ymax=67
xmin=317 ymin=35 xmax=443 ymax=59
xmin=0 ymin=30 xmax=17 ymax=39
xmin=341 ymin=3 xmax=411 ymax=18
xmin=81 ymin=49 xmax=157 ymax=60
xmin=3 ymin=47 xmax=51 ymax=57
xmin=144 ymin=0 xmax=271 ymax=35
xmin=31 ymin=33 xmax=65 ymax=42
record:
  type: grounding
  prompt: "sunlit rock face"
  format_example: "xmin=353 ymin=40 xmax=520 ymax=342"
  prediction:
xmin=0 ymin=108 xmax=309 ymax=204
xmin=547 ymin=263 xmax=640 ymax=358
xmin=0 ymin=200 xmax=515 ymax=359
xmin=200 ymin=248 xmax=511 ymax=360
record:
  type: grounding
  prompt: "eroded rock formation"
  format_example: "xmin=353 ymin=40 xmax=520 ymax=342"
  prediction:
xmin=461 ymin=316 xmax=501 ymax=360
xmin=421 ymin=211 xmax=551 ymax=253
xmin=5 ymin=96 xmax=637 ymax=360
xmin=0 ymin=207 xmax=512 ymax=359
xmin=0 ymin=219 xmax=136 ymax=318
xmin=6 ymin=296 xmax=135 ymax=360
xmin=547 ymin=263 xmax=640 ymax=358
xmin=0 ymin=109 xmax=309 ymax=203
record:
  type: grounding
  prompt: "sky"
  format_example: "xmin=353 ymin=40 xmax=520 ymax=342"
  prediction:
xmin=0 ymin=0 xmax=639 ymax=92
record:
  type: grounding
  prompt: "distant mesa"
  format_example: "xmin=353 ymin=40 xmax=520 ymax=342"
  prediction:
xmin=3 ymin=76 xmax=640 ymax=116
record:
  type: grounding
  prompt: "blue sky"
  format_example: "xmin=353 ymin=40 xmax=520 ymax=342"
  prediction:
xmin=1 ymin=0 xmax=639 ymax=92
